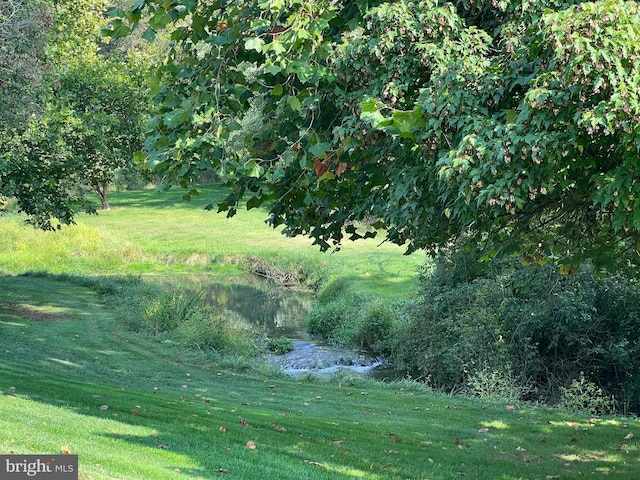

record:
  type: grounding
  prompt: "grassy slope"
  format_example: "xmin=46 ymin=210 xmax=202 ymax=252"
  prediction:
xmin=1 ymin=275 xmax=639 ymax=480
xmin=0 ymin=186 xmax=639 ymax=478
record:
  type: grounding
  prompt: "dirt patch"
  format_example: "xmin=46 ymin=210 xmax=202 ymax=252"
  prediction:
xmin=0 ymin=302 xmax=68 ymax=322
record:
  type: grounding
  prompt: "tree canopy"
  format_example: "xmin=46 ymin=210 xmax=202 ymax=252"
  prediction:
xmin=108 ymin=0 xmax=640 ymax=270
xmin=0 ymin=0 xmax=51 ymax=128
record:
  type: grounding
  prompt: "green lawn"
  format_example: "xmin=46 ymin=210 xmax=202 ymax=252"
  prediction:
xmin=0 ymin=184 xmax=424 ymax=298
xmin=1 ymin=275 xmax=638 ymax=479
xmin=0 ymin=186 xmax=638 ymax=479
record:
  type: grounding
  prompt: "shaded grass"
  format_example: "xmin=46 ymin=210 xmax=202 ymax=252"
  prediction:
xmin=1 ymin=275 xmax=639 ymax=479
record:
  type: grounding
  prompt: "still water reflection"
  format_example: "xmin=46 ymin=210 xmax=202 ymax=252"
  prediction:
xmin=150 ymin=275 xmax=312 ymax=337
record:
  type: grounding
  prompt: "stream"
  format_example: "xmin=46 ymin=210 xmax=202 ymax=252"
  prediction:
xmin=153 ymin=275 xmax=385 ymax=377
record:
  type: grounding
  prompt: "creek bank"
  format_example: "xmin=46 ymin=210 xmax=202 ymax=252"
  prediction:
xmin=153 ymin=274 xmax=391 ymax=377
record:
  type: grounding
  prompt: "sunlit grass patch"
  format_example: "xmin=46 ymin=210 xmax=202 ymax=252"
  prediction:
xmin=0 ymin=184 xmax=424 ymax=298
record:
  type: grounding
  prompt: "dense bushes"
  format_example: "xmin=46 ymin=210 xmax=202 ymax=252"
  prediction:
xmin=393 ymin=249 xmax=640 ymax=413
xmin=307 ymin=278 xmax=401 ymax=356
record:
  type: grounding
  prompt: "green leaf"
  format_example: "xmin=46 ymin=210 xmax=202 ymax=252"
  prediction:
xmin=148 ymin=11 xmax=173 ymax=30
xmin=244 ymin=159 xmax=262 ymax=178
xmin=287 ymin=96 xmax=301 ymax=112
xmin=265 ymin=63 xmax=282 ymax=75
xmin=392 ymin=109 xmax=425 ymax=138
xmin=142 ymin=26 xmax=157 ymax=42
xmin=107 ymin=8 xmax=127 ymax=18
xmin=213 ymin=28 xmax=236 ymax=46
xmin=505 ymin=109 xmax=518 ymax=124
xmin=360 ymin=98 xmax=385 ymax=128
xmin=102 ymin=20 xmax=131 ymax=39
xmin=309 ymin=142 xmax=330 ymax=158
xmin=244 ymin=36 xmax=265 ymax=53
xmin=246 ymin=196 xmax=263 ymax=209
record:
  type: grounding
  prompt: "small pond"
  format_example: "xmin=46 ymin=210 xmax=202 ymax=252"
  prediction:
xmin=151 ymin=275 xmax=384 ymax=377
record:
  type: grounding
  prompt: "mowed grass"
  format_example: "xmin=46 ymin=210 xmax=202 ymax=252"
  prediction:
xmin=0 ymin=184 xmax=424 ymax=298
xmin=1 ymin=275 xmax=639 ymax=480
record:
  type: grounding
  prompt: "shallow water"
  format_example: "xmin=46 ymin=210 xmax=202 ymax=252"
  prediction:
xmin=268 ymin=340 xmax=383 ymax=377
xmin=152 ymin=274 xmax=383 ymax=376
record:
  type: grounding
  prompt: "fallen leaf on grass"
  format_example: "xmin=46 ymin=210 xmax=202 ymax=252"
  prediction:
xmin=478 ymin=428 xmax=489 ymax=433
xmin=246 ymin=440 xmax=256 ymax=450
xmin=505 ymin=404 xmax=517 ymax=410
xmin=130 ymin=409 xmax=139 ymax=415
xmin=60 ymin=446 xmax=71 ymax=455
xmin=386 ymin=433 xmax=402 ymax=442
xmin=304 ymin=460 xmax=325 ymax=468
xmin=272 ymin=423 xmax=286 ymax=432
xmin=98 ymin=405 xmax=109 ymax=411
xmin=623 ymin=432 xmax=634 ymax=440
xmin=546 ymin=476 xmax=560 ymax=479
xmin=219 ymin=426 xmax=227 ymax=433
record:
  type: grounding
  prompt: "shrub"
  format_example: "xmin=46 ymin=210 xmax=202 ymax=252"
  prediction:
xmin=466 ymin=365 xmax=534 ymax=404
xmin=396 ymin=245 xmax=640 ymax=412
xmin=143 ymin=290 xmax=206 ymax=334
xmin=352 ymin=302 xmax=396 ymax=356
xmin=309 ymin=278 xmax=408 ymax=356
xmin=176 ymin=312 xmax=258 ymax=355
xmin=307 ymin=293 xmax=363 ymax=339
xmin=266 ymin=337 xmax=294 ymax=354
xmin=559 ymin=374 xmax=617 ymax=416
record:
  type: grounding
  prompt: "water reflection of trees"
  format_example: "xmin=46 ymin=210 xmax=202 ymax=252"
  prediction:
xmin=154 ymin=276 xmax=311 ymax=338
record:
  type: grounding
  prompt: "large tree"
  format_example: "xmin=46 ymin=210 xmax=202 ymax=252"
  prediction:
xmin=53 ymin=57 xmax=147 ymax=210
xmin=107 ymin=0 xmax=640 ymax=270
xmin=1 ymin=0 xmax=148 ymax=228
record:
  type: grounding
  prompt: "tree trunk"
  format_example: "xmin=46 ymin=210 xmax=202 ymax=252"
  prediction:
xmin=94 ymin=185 xmax=111 ymax=210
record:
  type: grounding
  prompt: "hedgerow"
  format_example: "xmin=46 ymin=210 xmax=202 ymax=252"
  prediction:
xmin=393 ymin=248 xmax=640 ymax=413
